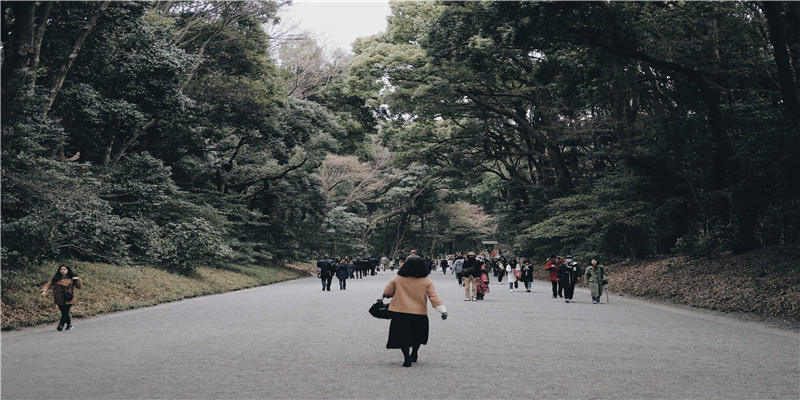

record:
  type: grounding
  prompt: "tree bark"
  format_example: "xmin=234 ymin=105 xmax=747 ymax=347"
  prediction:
xmin=763 ymin=1 xmax=800 ymax=126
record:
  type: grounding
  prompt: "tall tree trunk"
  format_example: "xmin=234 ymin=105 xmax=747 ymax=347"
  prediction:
xmin=763 ymin=1 xmax=800 ymax=126
xmin=2 ymin=1 xmax=36 ymax=88
xmin=43 ymin=1 xmax=112 ymax=118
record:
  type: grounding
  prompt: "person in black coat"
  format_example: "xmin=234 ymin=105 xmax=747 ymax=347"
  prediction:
xmin=317 ymin=255 xmax=334 ymax=291
xmin=557 ymin=255 xmax=582 ymax=303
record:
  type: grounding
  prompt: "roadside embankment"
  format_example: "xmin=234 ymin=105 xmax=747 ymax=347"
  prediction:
xmin=1 ymin=261 xmax=315 ymax=330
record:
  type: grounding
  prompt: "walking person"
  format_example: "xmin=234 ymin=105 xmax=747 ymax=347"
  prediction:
xmin=317 ymin=254 xmax=335 ymax=291
xmin=475 ymin=265 xmax=491 ymax=300
xmin=545 ymin=255 xmax=561 ymax=298
xmin=452 ymin=253 xmax=465 ymax=285
xmin=462 ymin=252 xmax=480 ymax=301
xmin=383 ymin=251 xmax=448 ymax=367
xmin=336 ymin=259 xmax=349 ymax=290
xmin=557 ymin=255 xmax=582 ymax=303
xmin=440 ymin=258 xmax=449 ymax=274
xmin=584 ymin=258 xmax=609 ymax=304
xmin=40 ymin=265 xmax=83 ymax=331
xmin=380 ymin=255 xmax=390 ymax=272
xmin=520 ymin=260 xmax=534 ymax=292
xmin=495 ymin=258 xmax=506 ymax=284
xmin=506 ymin=259 xmax=520 ymax=291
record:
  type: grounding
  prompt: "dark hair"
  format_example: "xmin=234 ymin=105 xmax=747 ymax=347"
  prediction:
xmin=398 ymin=255 xmax=429 ymax=278
xmin=51 ymin=264 xmax=76 ymax=282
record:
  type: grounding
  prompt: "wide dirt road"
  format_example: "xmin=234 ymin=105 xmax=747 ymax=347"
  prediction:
xmin=2 ymin=269 xmax=798 ymax=399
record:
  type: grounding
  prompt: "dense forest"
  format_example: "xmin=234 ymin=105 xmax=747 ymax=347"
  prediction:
xmin=2 ymin=1 xmax=798 ymax=274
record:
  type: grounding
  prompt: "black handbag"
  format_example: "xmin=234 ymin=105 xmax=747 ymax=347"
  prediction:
xmin=369 ymin=298 xmax=392 ymax=319
xmin=62 ymin=280 xmax=74 ymax=302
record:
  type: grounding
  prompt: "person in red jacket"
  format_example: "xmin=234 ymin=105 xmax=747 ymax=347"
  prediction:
xmin=544 ymin=255 xmax=562 ymax=298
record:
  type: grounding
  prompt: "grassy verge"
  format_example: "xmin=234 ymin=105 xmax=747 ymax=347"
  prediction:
xmin=531 ymin=245 xmax=800 ymax=326
xmin=1 ymin=261 xmax=315 ymax=331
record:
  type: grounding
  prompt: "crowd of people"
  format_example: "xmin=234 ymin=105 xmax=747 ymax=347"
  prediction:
xmin=448 ymin=252 xmax=609 ymax=304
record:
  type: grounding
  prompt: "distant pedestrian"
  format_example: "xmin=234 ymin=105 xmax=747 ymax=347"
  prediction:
xmin=452 ymin=253 xmax=465 ymax=285
xmin=557 ymin=255 xmax=581 ymax=303
xmin=584 ymin=258 xmax=608 ymax=304
xmin=544 ymin=255 xmax=561 ymax=298
xmin=380 ymin=255 xmax=389 ymax=272
xmin=495 ymin=258 xmax=506 ymax=284
xmin=336 ymin=259 xmax=349 ymax=290
xmin=440 ymin=258 xmax=448 ymax=274
xmin=383 ymin=252 xmax=447 ymax=367
xmin=462 ymin=252 xmax=480 ymax=301
xmin=40 ymin=265 xmax=83 ymax=331
xmin=317 ymin=254 xmax=335 ymax=291
xmin=520 ymin=260 xmax=534 ymax=292
xmin=475 ymin=265 xmax=490 ymax=300
xmin=506 ymin=259 xmax=520 ymax=291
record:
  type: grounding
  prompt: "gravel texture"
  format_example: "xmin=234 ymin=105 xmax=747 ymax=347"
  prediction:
xmin=2 ymin=270 xmax=798 ymax=399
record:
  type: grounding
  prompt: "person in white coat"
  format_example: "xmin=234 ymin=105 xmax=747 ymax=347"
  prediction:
xmin=506 ymin=260 xmax=520 ymax=291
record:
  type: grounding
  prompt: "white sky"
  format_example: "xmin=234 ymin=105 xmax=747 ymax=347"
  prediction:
xmin=279 ymin=0 xmax=391 ymax=52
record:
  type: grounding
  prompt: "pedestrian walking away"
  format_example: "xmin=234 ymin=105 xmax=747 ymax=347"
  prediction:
xmin=584 ymin=258 xmax=609 ymax=304
xmin=40 ymin=265 xmax=83 ymax=331
xmin=475 ymin=265 xmax=491 ymax=300
xmin=452 ymin=253 xmax=465 ymax=285
xmin=317 ymin=254 xmax=335 ymax=291
xmin=382 ymin=251 xmax=447 ymax=367
xmin=336 ymin=259 xmax=349 ymax=290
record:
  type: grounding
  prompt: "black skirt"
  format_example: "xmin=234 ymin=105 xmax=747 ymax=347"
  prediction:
xmin=386 ymin=312 xmax=429 ymax=349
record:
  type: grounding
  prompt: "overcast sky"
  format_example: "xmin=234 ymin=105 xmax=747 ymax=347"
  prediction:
xmin=279 ymin=0 xmax=391 ymax=52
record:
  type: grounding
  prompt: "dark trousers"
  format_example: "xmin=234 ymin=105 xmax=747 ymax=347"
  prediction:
xmin=551 ymin=281 xmax=559 ymax=297
xmin=339 ymin=279 xmax=347 ymax=290
xmin=321 ymin=277 xmax=332 ymax=291
xmin=563 ymin=282 xmax=575 ymax=300
xmin=58 ymin=304 xmax=73 ymax=326
xmin=456 ymin=272 xmax=463 ymax=285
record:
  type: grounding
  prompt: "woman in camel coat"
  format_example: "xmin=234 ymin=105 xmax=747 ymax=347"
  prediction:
xmin=383 ymin=251 xmax=447 ymax=367
xmin=40 ymin=265 xmax=83 ymax=331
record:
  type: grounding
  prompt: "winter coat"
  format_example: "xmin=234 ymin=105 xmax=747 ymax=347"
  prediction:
xmin=584 ymin=265 xmax=608 ymax=298
xmin=557 ymin=261 xmax=581 ymax=286
xmin=520 ymin=264 xmax=534 ymax=282
xmin=383 ymin=276 xmax=444 ymax=315
xmin=317 ymin=259 xmax=334 ymax=278
xmin=506 ymin=263 xmax=520 ymax=281
xmin=462 ymin=258 xmax=481 ymax=277
xmin=336 ymin=263 xmax=349 ymax=280
xmin=41 ymin=277 xmax=83 ymax=306
xmin=544 ymin=259 xmax=560 ymax=281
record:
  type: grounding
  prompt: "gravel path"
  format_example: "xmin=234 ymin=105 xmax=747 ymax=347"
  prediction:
xmin=2 ymin=270 xmax=798 ymax=399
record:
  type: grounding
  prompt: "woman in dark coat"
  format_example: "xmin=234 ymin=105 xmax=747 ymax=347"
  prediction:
xmin=383 ymin=251 xmax=448 ymax=367
xmin=336 ymin=259 xmax=349 ymax=290
xmin=40 ymin=265 xmax=83 ymax=331
xmin=520 ymin=260 xmax=534 ymax=292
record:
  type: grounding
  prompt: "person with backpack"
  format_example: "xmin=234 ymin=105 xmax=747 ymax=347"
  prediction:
xmin=584 ymin=258 xmax=609 ymax=304
xmin=452 ymin=253 xmax=465 ymax=285
xmin=317 ymin=254 xmax=335 ymax=291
